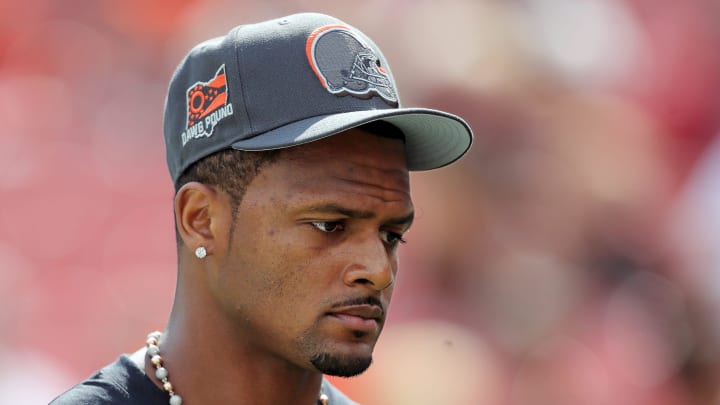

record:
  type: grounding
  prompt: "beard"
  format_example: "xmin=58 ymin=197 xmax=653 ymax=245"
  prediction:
xmin=310 ymin=352 xmax=373 ymax=377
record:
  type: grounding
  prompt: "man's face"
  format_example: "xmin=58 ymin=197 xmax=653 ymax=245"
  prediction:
xmin=210 ymin=128 xmax=413 ymax=377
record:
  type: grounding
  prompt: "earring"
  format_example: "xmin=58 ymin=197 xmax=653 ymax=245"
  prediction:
xmin=195 ymin=246 xmax=207 ymax=259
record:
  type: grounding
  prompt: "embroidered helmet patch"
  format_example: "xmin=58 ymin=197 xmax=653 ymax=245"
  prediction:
xmin=306 ymin=25 xmax=398 ymax=106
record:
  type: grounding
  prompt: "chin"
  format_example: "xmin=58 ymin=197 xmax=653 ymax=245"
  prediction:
xmin=310 ymin=352 xmax=373 ymax=377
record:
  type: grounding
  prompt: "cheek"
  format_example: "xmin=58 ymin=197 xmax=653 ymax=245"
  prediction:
xmin=221 ymin=203 xmax=348 ymax=315
xmin=222 ymin=224 xmax=323 ymax=312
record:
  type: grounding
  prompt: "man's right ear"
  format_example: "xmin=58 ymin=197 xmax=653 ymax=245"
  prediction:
xmin=174 ymin=182 xmax=221 ymax=258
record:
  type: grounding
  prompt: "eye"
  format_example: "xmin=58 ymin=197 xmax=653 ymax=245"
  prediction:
xmin=380 ymin=230 xmax=407 ymax=247
xmin=311 ymin=221 xmax=344 ymax=233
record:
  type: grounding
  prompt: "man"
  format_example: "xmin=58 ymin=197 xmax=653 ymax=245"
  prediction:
xmin=51 ymin=12 xmax=472 ymax=405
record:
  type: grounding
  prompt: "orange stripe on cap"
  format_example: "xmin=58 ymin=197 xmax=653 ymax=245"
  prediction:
xmin=305 ymin=24 xmax=351 ymax=89
xmin=208 ymin=73 xmax=226 ymax=88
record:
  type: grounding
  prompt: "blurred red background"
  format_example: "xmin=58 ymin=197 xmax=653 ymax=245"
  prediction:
xmin=2 ymin=0 xmax=720 ymax=404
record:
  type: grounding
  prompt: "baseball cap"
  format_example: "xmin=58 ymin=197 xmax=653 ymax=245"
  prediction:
xmin=163 ymin=12 xmax=473 ymax=184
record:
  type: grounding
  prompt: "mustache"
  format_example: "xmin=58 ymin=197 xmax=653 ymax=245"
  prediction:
xmin=330 ymin=296 xmax=385 ymax=313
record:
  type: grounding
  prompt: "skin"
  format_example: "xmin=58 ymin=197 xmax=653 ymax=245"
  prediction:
xmin=135 ymin=128 xmax=414 ymax=404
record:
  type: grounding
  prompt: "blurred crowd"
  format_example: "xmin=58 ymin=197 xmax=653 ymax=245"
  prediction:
xmin=1 ymin=0 xmax=719 ymax=404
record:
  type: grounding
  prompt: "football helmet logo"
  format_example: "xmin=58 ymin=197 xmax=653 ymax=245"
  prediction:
xmin=306 ymin=25 xmax=398 ymax=106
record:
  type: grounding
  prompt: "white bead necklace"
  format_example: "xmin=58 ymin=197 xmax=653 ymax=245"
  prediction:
xmin=145 ymin=331 xmax=329 ymax=405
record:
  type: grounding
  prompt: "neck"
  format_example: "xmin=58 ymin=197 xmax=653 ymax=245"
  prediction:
xmin=145 ymin=272 xmax=324 ymax=404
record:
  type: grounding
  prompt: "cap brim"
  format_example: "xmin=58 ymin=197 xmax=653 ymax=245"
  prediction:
xmin=230 ymin=108 xmax=473 ymax=171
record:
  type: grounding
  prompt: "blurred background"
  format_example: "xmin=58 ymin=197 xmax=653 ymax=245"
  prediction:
xmin=2 ymin=0 xmax=720 ymax=404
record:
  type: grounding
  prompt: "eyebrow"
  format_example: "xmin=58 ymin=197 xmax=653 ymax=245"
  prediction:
xmin=304 ymin=203 xmax=415 ymax=229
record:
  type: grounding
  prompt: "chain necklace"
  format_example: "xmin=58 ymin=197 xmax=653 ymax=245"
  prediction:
xmin=145 ymin=331 xmax=329 ymax=405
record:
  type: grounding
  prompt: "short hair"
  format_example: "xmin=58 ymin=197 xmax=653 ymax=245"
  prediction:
xmin=175 ymin=148 xmax=282 ymax=209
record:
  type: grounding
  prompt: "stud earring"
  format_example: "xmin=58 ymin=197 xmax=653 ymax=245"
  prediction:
xmin=195 ymin=246 xmax=207 ymax=259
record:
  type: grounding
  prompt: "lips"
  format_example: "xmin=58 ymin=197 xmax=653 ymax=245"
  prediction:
xmin=327 ymin=304 xmax=384 ymax=332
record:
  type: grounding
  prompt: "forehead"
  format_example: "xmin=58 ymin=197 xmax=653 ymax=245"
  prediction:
xmin=284 ymin=127 xmax=407 ymax=175
xmin=250 ymin=128 xmax=411 ymax=201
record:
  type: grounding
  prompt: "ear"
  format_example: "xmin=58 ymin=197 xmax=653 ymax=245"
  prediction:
xmin=174 ymin=182 xmax=231 ymax=258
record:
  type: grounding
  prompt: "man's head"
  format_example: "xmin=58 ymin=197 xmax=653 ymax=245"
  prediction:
xmin=163 ymin=13 xmax=472 ymax=377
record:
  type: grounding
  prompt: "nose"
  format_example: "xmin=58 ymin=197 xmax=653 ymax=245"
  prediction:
xmin=342 ymin=235 xmax=395 ymax=291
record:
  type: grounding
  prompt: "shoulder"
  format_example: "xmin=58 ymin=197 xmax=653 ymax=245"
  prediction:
xmin=49 ymin=355 xmax=166 ymax=405
xmin=322 ymin=379 xmax=362 ymax=405
xmin=50 ymin=383 xmax=127 ymax=405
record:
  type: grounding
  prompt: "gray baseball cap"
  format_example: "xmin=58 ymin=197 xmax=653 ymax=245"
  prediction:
xmin=163 ymin=12 xmax=473 ymax=184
